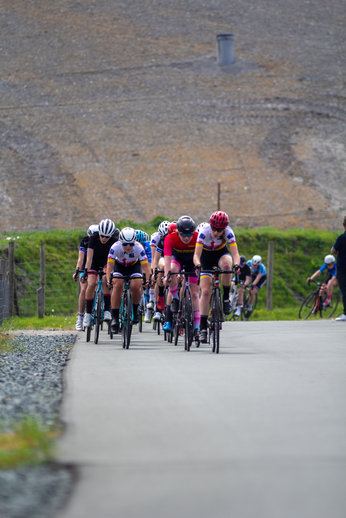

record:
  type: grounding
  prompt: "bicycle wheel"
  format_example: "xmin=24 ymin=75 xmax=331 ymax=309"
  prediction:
xmin=94 ymin=291 xmax=102 ymax=344
xmin=121 ymin=293 xmax=127 ymax=349
xmin=174 ymin=316 xmax=180 ymax=345
xmin=212 ymin=289 xmax=221 ymax=354
xmin=138 ymin=301 xmax=143 ymax=333
xmin=321 ymin=291 xmax=340 ymax=318
xmin=86 ymin=325 xmax=91 ymax=342
xmin=183 ymin=290 xmax=193 ymax=351
xmin=299 ymin=292 xmax=317 ymax=320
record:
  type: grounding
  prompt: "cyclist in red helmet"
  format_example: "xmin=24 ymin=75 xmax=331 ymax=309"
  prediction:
xmin=193 ymin=212 xmax=241 ymax=343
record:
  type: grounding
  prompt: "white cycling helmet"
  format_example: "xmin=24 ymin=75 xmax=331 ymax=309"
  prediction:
xmin=324 ymin=254 xmax=335 ymax=264
xmin=119 ymin=227 xmax=137 ymax=244
xmin=252 ymin=255 xmax=262 ymax=265
xmin=98 ymin=219 xmax=115 ymax=237
xmin=158 ymin=220 xmax=170 ymax=237
xmin=196 ymin=222 xmax=208 ymax=233
xmin=87 ymin=224 xmax=99 ymax=237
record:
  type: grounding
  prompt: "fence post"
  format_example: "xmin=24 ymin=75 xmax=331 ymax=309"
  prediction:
xmin=217 ymin=179 xmax=221 ymax=210
xmin=0 ymin=259 xmax=7 ymax=326
xmin=37 ymin=243 xmax=45 ymax=318
xmin=267 ymin=241 xmax=274 ymax=310
xmin=8 ymin=242 xmax=15 ymax=318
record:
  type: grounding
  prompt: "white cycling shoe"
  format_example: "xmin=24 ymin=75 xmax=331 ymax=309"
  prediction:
xmin=83 ymin=313 xmax=91 ymax=327
xmin=153 ymin=311 xmax=161 ymax=321
xmin=335 ymin=314 xmax=346 ymax=321
xmin=234 ymin=307 xmax=241 ymax=317
xmin=144 ymin=312 xmax=151 ymax=323
xmin=104 ymin=310 xmax=112 ymax=321
xmin=75 ymin=319 xmax=84 ymax=331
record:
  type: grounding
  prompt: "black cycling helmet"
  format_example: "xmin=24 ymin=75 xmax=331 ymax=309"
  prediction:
xmin=177 ymin=215 xmax=196 ymax=234
xmin=240 ymin=255 xmax=246 ymax=264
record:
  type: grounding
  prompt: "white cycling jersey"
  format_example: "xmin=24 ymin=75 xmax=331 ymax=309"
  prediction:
xmin=150 ymin=232 xmax=160 ymax=249
xmin=196 ymin=223 xmax=237 ymax=251
xmin=108 ymin=241 xmax=148 ymax=267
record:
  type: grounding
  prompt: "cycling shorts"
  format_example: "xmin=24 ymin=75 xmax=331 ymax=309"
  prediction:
xmin=200 ymin=246 xmax=231 ymax=278
xmin=89 ymin=259 xmax=107 ymax=275
xmin=251 ymin=274 xmax=267 ymax=289
xmin=111 ymin=260 xmax=142 ymax=279
xmin=171 ymin=253 xmax=197 ymax=282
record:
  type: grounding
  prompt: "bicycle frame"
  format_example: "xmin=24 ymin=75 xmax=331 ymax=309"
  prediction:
xmin=86 ymin=269 xmax=105 ymax=344
xmin=119 ymin=275 xmax=133 ymax=349
xmin=166 ymin=269 xmax=195 ymax=350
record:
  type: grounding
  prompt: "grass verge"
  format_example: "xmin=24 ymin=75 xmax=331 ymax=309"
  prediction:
xmin=0 ymin=417 xmax=57 ymax=470
xmin=1 ymin=315 xmax=76 ymax=332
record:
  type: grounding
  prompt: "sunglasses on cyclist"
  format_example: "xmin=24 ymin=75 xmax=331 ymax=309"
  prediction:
xmin=179 ymin=232 xmax=193 ymax=237
xmin=122 ymin=242 xmax=135 ymax=247
xmin=100 ymin=234 xmax=108 ymax=238
xmin=210 ymin=226 xmax=223 ymax=232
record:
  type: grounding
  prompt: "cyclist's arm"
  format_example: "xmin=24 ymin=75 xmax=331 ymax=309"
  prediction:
xmin=106 ymin=258 xmax=115 ymax=283
xmin=193 ymin=244 xmax=203 ymax=266
xmin=152 ymin=249 xmax=161 ymax=271
xmin=142 ymin=261 xmax=151 ymax=281
xmin=244 ymin=275 xmax=252 ymax=287
xmin=229 ymin=244 xmax=240 ymax=267
xmin=307 ymin=269 xmax=321 ymax=282
xmin=164 ymin=255 xmax=172 ymax=277
xmin=85 ymin=248 xmax=94 ymax=271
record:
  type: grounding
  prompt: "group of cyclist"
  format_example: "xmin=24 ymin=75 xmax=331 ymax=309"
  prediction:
xmin=73 ymin=212 xmax=267 ymax=343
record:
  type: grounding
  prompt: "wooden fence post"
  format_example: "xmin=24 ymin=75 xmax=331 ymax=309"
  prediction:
xmin=8 ymin=241 xmax=15 ymax=318
xmin=267 ymin=241 xmax=274 ymax=310
xmin=37 ymin=243 xmax=45 ymax=318
xmin=217 ymin=180 xmax=221 ymax=210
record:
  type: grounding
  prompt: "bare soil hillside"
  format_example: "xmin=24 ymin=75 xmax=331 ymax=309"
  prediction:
xmin=1 ymin=0 xmax=345 ymax=232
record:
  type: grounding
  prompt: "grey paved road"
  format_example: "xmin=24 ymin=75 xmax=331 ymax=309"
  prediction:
xmin=57 ymin=321 xmax=346 ymax=518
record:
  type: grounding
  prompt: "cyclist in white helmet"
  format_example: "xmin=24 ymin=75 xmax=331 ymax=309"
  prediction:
xmin=83 ymin=219 xmax=118 ymax=328
xmin=307 ymin=254 xmax=337 ymax=310
xmin=246 ymin=255 xmax=267 ymax=319
xmin=106 ymin=227 xmax=150 ymax=333
xmin=73 ymin=224 xmax=98 ymax=331
xmin=152 ymin=220 xmax=170 ymax=322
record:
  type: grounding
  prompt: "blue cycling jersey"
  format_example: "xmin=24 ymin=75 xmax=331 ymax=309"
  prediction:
xmin=247 ymin=260 xmax=266 ymax=276
xmin=143 ymin=241 xmax=152 ymax=263
xmin=319 ymin=263 xmax=336 ymax=276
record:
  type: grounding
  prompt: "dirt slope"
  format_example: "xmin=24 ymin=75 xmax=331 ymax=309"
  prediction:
xmin=0 ymin=0 xmax=345 ymax=232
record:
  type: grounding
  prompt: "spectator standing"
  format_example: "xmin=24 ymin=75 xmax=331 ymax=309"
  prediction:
xmin=331 ymin=216 xmax=346 ymax=321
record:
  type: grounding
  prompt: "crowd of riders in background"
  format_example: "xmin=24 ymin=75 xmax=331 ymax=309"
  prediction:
xmin=73 ymin=213 xmax=346 ymax=335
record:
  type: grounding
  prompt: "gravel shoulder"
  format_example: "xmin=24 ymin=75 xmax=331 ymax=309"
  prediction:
xmin=0 ymin=333 xmax=77 ymax=518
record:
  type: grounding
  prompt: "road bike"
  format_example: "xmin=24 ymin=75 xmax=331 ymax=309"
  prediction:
xmin=299 ymin=280 xmax=340 ymax=320
xmin=198 ymin=267 xmax=235 ymax=354
xmin=85 ymin=268 xmax=105 ymax=344
xmin=228 ymin=283 xmax=258 ymax=321
xmin=165 ymin=269 xmax=196 ymax=351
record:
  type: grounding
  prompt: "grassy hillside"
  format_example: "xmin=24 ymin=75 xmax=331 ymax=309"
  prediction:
xmin=0 ymin=220 xmax=341 ymax=319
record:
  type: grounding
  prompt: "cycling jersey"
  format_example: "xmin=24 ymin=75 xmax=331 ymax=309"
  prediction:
xmin=155 ymin=235 xmax=166 ymax=255
xmin=196 ymin=223 xmax=237 ymax=251
xmin=235 ymin=263 xmax=251 ymax=282
xmin=88 ymin=232 xmax=117 ymax=270
xmin=164 ymin=231 xmax=198 ymax=258
xmin=150 ymin=232 xmax=160 ymax=249
xmin=247 ymin=260 xmax=267 ymax=276
xmin=319 ymin=263 xmax=336 ymax=276
xmin=79 ymin=236 xmax=89 ymax=270
xmin=108 ymin=241 xmax=148 ymax=267
xmin=142 ymin=241 xmax=152 ymax=263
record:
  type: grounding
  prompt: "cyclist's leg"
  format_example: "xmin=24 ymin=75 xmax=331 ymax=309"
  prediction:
xmin=102 ymin=266 xmax=112 ymax=320
xmin=219 ymin=253 xmax=233 ymax=314
xmin=154 ymin=257 xmax=165 ymax=319
xmin=76 ymin=273 xmax=88 ymax=330
xmin=168 ymin=260 xmax=181 ymax=313
xmin=83 ymin=270 xmax=97 ymax=327
xmin=110 ymin=261 xmax=126 ymax=332
xmin=130 ymin=276 xmax=143 ymax=324
xmin=199 ymin=274 xmax=212 ymax=342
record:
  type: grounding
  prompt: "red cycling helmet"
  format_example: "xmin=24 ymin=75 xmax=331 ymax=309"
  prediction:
xmin=209 ymin=211 xmax=229 ymax=230
xmin=168 ymin=221 xmax=177 ymax=234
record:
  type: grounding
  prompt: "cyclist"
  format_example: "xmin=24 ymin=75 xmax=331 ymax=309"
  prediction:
xmin=163 ymin=215 xmax=200 ymax=339
xmin=135 ymin=229 xmax=153 ymax=323
xmin=107 ymin=227 xmax=150 ymax=333
xmin=152 ymin=220 xmax=170 ymax=322
xmin=246 ymin=255 xmax=267 ymax=319
xmin=73 ymin=224 xmax=98 ymax=331
xmin=193 ymin=212 xmax=240 ymax=343
xmin=307 ymin=254 xmax=337 ymax=310
xmin=230 ymin=255 xmax=252 ymax=318
xmin=83 ymin=219 xmax=118 ymax=328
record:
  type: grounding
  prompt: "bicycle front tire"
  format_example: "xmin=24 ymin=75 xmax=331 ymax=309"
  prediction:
xmin=321 ymin=291 xmax=340 ymax=319
xmin=299 ymin=292 xmax=317 ymax=320
xmin=212 ymin=289 xmax=221 ymax=353
xmin=183 ymin=290 xmax=193 ymax=351
xmin=94 ymin=290 xmax=102 ymax=344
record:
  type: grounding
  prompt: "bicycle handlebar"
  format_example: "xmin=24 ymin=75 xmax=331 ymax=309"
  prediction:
xmin=197 ymin=267 xmax=237 ymax=285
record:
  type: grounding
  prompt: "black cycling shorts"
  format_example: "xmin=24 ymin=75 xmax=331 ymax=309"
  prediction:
xmin=111 ymin=260 xmax=142 ymax=279
xmin=251 ymin=274 xmax=267 ymax=289
xmin=200 ymin=246 xmax=231 ymax=274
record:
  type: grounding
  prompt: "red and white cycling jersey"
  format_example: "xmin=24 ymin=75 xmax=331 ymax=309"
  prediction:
xmin=108 ymin=241 xmax=148 ymax=267
xmin=196 ymin=223 xmax=237 ymax=251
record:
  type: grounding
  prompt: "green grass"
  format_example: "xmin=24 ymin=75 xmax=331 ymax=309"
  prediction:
xmin=0 ymin=417 xmax=56 ymax=470
xmin=1 ymin=315 xmax=76 ymax=332
xmin=0 ymin=331 xmax=16 ymax=354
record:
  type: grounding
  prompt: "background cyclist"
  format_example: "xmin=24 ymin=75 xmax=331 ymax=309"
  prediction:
xmin=246 ymin=255 xmax=267 ymax=319
xmin=73 ymin=224 xmax=98 ymax=331
xmin=151 ymin=220 xmax=170 ymax=322
xmin=193 ymin=211 xmax=240 ymax=343
xmin=107 ymin=227 xmax=150 ymax=334
xmin=231 ymin=255 xmax=252 ymax=318
xmin=306 ymin=254 xmax=337 ymax=309
xmin=135 ymin=229 xmax=153 ymax=323
xmin=83 ymin=219 xmax=118 ymax=328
